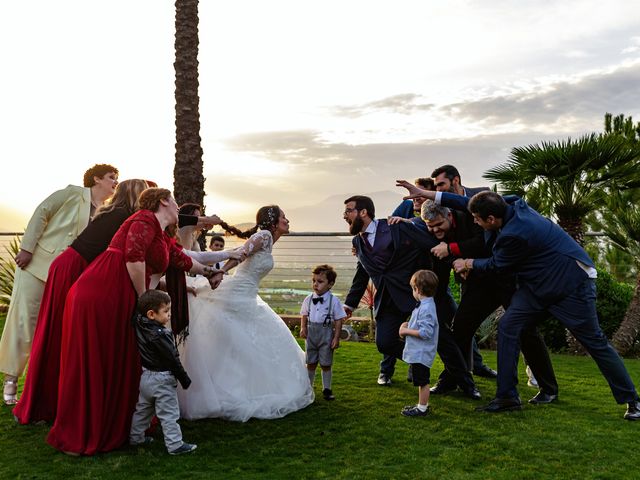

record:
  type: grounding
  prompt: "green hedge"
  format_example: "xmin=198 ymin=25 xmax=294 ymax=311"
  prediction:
xmin=538 ymin=268 xmax=633 ymax=351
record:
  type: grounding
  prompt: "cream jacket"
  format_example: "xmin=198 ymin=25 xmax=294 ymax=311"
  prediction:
xmin=20 ymin=185 xmax=91 ymax=281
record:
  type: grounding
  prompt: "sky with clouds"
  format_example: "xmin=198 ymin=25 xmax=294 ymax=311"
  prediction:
xmin=1 ymin=0 xmax=640 ymax=230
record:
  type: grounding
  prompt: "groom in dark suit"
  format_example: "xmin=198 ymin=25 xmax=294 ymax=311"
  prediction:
xmin=343 ymin=195 xmax=479 ymax=398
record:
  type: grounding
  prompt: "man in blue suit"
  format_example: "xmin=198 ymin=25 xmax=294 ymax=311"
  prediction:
xmin=448 ymin=191 xmax=640 ymax=419
xmin=343 ymin=195 xmax=479 ymax=399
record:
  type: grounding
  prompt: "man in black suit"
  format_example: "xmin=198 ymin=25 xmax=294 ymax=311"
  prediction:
xmin=430 ymin=164 xmax=497 ymax=379
xmin=343 ymin=195 xmax=479 ymax=398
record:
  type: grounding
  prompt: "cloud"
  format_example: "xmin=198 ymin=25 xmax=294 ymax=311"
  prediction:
xmin=213 ymin=61 xmax=640 ymax=223
xmin=324 ymin=61 xmax=640 ymax=134
xmin=215 ymin=130 xmax=563 ymax=204
xmin=223 ymin=130 xmax=355 ymax=167
xmin=622 ymin=36 xmax=640 ymax=54
xmin=439 ymin=62 xmax=640 ymax=129
xmin=330 ymin=93 xmax=435 ymax=118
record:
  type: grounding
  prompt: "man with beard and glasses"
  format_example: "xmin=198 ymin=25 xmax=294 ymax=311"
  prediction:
xmin=342 ymin=196 xmax=480 ymax=399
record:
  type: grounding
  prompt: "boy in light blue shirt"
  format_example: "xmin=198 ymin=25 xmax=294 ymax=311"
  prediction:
xmin=399 ymin=269 xmax=439 ymax=417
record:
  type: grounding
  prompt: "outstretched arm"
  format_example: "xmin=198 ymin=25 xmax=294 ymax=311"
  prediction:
xmin=396 ymin=180 xmax=437 ymax=201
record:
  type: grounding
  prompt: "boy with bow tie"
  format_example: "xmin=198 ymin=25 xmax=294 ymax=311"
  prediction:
xmin=300 ymin=264 xmax=346 ymax=400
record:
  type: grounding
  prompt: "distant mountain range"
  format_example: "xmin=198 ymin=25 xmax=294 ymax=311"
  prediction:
xmin=284 ymin=190 xmax=407 ymax=232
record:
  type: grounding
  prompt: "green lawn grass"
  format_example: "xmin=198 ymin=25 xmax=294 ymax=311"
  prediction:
xmin=1 ymin=317 xmax=639 ymax=479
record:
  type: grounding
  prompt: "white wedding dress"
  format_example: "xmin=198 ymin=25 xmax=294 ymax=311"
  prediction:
xmin=177 ymin=230 xmax=314 ymax=421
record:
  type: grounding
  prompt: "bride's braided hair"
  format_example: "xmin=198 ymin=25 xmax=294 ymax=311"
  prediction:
xmin=218 ymin=205 xmax=281 ymax=239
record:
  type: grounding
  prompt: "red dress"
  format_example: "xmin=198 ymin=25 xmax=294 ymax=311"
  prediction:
xmin=46 ymin=210 xmax=192 ymax=455
xmin=12 ymin=248 xmax=88 ymax=424
xmin=14 ymin=207 xmax=131 ymax=425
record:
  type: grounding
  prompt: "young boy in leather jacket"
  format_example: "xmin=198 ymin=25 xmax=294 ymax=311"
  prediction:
xmin=129 ymin=290 xmax=196 ymax=455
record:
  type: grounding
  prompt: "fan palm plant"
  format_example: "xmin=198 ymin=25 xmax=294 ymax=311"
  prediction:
xmin=484 ymin=134 xmax=640 ymax=244
xmin=598 ymin=190 xmax=640 ymax=354
xmin=0 ymin=237 xmax=20 ymax=306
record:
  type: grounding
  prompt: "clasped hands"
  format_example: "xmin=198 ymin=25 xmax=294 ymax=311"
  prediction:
xmin=203 ymin=265 xmax=225 ymax=290
xmin=452 ymin=258 xmax=474 ymax=279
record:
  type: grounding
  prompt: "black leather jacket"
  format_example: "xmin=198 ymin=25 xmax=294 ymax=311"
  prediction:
xmin=133 ymin=314 xmax=191 ymax=389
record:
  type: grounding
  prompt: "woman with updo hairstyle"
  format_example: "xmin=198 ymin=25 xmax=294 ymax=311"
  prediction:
xmin=47 ymin=188 xmax=221 ymax=455
xmin=14 ymin=179 xmax=149 ymax=425
xmin=177 ymin=204 xmax=315 ymax=422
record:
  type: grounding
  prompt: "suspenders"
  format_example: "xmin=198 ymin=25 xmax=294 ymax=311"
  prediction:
xmin=322 ymin=294 xmax=334 ymax=327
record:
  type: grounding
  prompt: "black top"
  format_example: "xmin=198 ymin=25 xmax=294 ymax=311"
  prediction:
xmin=71 ymin=207 xmax=132 ymax=263
xmin=71 ymin=210 xmax=199 ymax=263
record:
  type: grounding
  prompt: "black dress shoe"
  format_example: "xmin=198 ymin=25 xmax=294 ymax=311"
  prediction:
xmin=475 ymin=397 xmax=522 ymax=413
xmin=473 ymin=365 xmax=498 ymax=378
xmin=624 ymin=400 xmax=640 ymax=420
xmin=528 ymin=391 xmax=558 ymax=405
xmin=429 ymin=383 xmax=456 ymax=395
xmin=462 ymin=386 xmax=482 ymax=400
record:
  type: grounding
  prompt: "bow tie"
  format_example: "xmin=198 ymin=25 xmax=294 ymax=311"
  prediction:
xmin=312 ymin=297 xmax=324 ymax=305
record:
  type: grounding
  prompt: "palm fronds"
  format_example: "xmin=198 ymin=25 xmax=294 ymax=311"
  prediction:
xmin=0 ymin=237 xmax=20 ymax=305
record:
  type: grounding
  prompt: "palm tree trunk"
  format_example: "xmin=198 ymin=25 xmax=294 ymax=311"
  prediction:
xmin=611 ymin=272 xmax=640 ymax=355
xmin=557 ymin=213 xmax=588 ymax=354
xmin=173 ymin=0 xmax=205 ymax=207
xmin=557 ymin=215 xmax=584 ymax=246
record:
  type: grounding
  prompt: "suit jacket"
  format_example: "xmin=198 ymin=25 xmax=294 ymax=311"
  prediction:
xmin=345 ymin=219 xmax=437 ymax=313
xmin=439 ymin=192 xmax=594 ymax=306
xmin=462 ymin=185 xmax=490 ymax=198
xmin=391 ymin=199 xmax=414 ymax=218
xmin=21 ymin=185 xmax=91 ymax=281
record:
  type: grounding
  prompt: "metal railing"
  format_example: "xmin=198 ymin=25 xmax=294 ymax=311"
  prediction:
xmin=0 ymin=232 xmax=361 ymax=314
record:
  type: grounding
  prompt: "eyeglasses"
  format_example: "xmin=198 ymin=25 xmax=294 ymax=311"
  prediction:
xmin=343 ymin=207 xmax=359 ymax=215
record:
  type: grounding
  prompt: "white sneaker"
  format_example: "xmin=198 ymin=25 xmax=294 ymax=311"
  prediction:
xmin=526 ymin=365 xmax=538 ymax=388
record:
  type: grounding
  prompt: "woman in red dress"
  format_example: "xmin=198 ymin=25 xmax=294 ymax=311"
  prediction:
xmin=46 ymin=188 xmax=221 ymax=455
xmin=13 ymin=180 xmax=149 ymax=425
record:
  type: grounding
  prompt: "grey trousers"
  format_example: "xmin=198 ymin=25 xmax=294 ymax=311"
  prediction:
xmin=130 ymin=369 xmax=183 ymax=452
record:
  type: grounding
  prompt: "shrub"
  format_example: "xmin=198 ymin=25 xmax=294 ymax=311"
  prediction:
xmin=0 ymin=237 xmax=20 ymax=306
xmin=537 ymin=267 xmax=633 ymax=352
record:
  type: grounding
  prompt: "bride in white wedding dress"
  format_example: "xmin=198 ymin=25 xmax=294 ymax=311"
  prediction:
xmin=177 ymin=206 xmax=314 ymax=421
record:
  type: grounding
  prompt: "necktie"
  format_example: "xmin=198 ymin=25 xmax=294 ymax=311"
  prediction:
xmin=361 ymin=231 xmax=372 ymax=249
xmin=312 ymin=297 xmax=324 ymax=305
